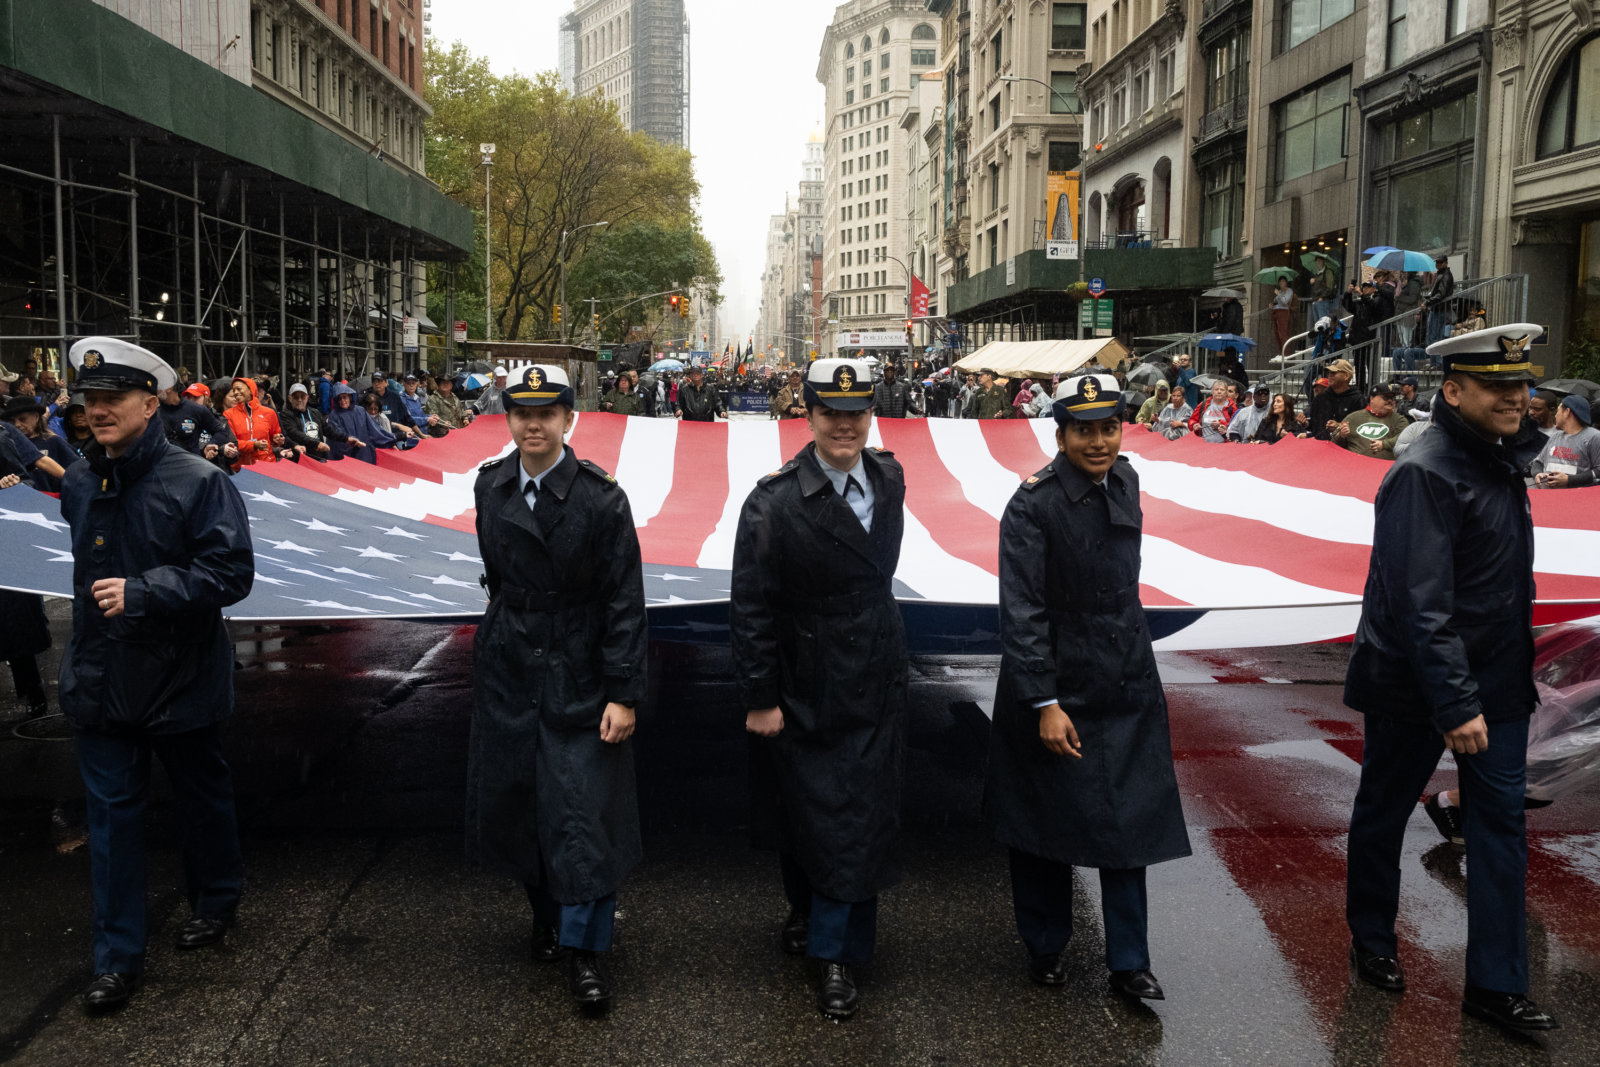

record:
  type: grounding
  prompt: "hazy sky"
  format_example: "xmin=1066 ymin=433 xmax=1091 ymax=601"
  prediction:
xmin=428 ymin=1 xmax=848 ymax=341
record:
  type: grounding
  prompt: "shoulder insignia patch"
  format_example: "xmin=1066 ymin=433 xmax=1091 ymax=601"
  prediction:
xmin=577 ymin=458 xmax=618 ymax=486
xmin=478 ymin=455 xmax=505 ymax=473
xmin=1019 ymin=465 xmax=1056 ymax=491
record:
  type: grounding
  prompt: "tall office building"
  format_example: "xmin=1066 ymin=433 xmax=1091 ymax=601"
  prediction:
xmin=568 ymin=0 xmax=690 ymax=148
xmin=817 ymin=0 xmax=942 ymax=357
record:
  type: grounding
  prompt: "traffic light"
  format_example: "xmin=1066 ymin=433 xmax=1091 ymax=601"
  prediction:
xmin=678 ymin=296 xmax=689 ymax=319
xmin=553 ymin=304 xmax=563 ymax=326
xmin=905 ymin=319 xmax=914 ymax=345
xmin=668 ymin=294 xmax=680 ymax=316
xmin=592 ymin=312 xmax=600 ymax=332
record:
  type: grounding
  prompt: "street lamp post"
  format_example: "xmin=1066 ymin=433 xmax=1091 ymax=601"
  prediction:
xmin=480 ymin=143 xmax=495 ymax=340
xmin=558 ymin=220 xmax=610 ymax=344
xmin=874 ymin=250 xmax=916 ymax=367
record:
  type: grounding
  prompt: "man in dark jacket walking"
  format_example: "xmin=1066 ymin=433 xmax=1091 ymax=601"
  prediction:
xmin=1344 ymin=324 xmax=1558 ymax=1035
xmin=870 ymin=362 xmax=919 ymax=417
xmin=675 ymin=365 xmax=726 ymax=421
xmin=468 ymin=364 xmax=647 ymax=1014
xmin=731 ymin=357 xmax=908 ymax=1021
xmin=985 ymin=373 xmax=1190 ymax=1001
xmin=59 ymin=337 xmax=255 ymax=1013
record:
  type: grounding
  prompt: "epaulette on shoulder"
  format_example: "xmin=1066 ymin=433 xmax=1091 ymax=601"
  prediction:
xmin=478 ymin=454 xmax=509 ymax=473
xmin=757 ymin=459 xmax=800 ymax=486
xmin=868 ymin=446 xmax=895 ymax=457
xmin=1019 ymin=464 xmax=1057 ymax=491
xmin=577 ymin=458 xmax=618 ymax=486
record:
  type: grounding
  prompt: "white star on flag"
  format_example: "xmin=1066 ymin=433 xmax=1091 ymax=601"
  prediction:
xmin=34 ymin=544 xmax=75 ymax=563
xmin=0 ymin=507 xmax=69 ymax=532
xmin=432 ymin=550 xmax=482 ymax=564
xmin=253 ymin=574 xmax=297 ymax=587
xmin=374 ymin=525 xmax=428 ymax=541
xmin=243 ymin=490 xmax=296 ymax=509
xmin=316 ymin=565 xmax=384 ymax=582
xmin=265 ymin=539 xmax=322 ymax=556
xmin=406 ymin=592 xmax=462 ymax=607
xmin=357 ymin=592 xmax=435 ymax=608
xmin=343 ymin=545 xmax=407 ymax=562
xmin=416 ymin=573 xmax=480 ymax=590
xmin=648 ymin=572 xmax=700 ymax=582
xmin=292 ymin=517 xmax=351 ymax=535
xmin=264 ymin=562 xmax=342 ymax=582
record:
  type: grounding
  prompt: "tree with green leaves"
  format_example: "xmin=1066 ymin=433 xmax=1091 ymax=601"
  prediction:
xmin=563 ymin=222 xmax=722 ymax=345
xmin=423 ymin=40 xmax=718 ymax=343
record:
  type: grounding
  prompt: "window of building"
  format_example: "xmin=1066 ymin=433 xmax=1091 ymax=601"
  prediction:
xmin=863 ymin=59 xmax=873 ymax=77
xmin=988 ymin=225 xmax=999 ymax=268
xmin=1049 ymin=71 xmax=1078 ymax=114
xmin=881 ymin=28 xmax=891 ymax=46
xmin=370 ymin=10 xmax=378 ymax=55
xmin=992 ymin=31 xmax=1003 ymax=76
xmin=913 ymin=23 xmax=937 ymax=41
xmin=1370 ymin=91 xmax=1477 ymax=253
xmin=1446 ymin=0 xmax=1467 ymax=39
xmin=1271 ymin=71 xmax=1350 ymax=195
xmin=382 ymin=17 xmax=390 ymax=67
xmin=1156 ymin=51 xmax=1174 ymax=101
xmin=1048 ymin=141 xmax=1080 ymax=174
xmin=1279 ymin=0 xmax=1354 ymax=54
xmin=846 ymin=42 xmax=854 ymax=59
xmin=989 ymin=163 xmax=1000 ymax=210
xmin=912 ymin=49 xmax=936 ymax=65
xmin=863 ymin=35 xmax=873 ymax=52
xmin=991 ymin=94 xmax=1001 ymax=133
xmin=846 ymin=89 xmax=855 ymax=105
xmin=1537 ymin=36 xmax=1600 ymax=159
xmin=1052 ymin=3 xmax=1087 ymax=50
xmin=846 ymin=66 xmax=855 ymax=83
xmin=1387 ymin=0 xmax=1407 ymax=67
xmin=336 ymin=0 xmax=345 ymax=30
xmin=1199 ymin=157 xmax=1245 ymax=257
xmin=1132 ymin=67 xmax=1150 ymax=116
xmin=1111 ymin=82 xmax=1126 ymax=129
xmin=880 ymin=52 xmax=890 ymax=70
xmin=881 ymin=78 xmax=890 ymax=93
xmin=1204 ymin=28 xmax=1250 ymax=113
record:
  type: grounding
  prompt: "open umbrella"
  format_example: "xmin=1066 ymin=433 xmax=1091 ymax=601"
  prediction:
xmin=1301 ymin=251 xmax=1341 ymax=274
xmin=648 ymin=358 xmax=686 ymax=373
xmin=459 ymin=372 xmax=491 ymax=390
xmin=1366 ymin=249 xmax=1438 ymax=272
xmin=1363 ymin=245 xmax=1399 ymax=255
xmin=1538 ymin=378 xmax=1600 ymax=400
xmin=1203 ymin=287 xmax=1246 ymax=299
xmin=1196 ymin=333 xmax=1258 ymax=351
xmin=1188 ymin=374 xmax=1220 ymax=392
xmin=1127 ymin=362 xmax=1168 ymax=387
xmin=1251 ymin=268 xmax=1297 ymax=285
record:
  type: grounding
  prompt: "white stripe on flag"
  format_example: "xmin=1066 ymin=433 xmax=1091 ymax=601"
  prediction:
xmin=1126 ymin=453 xmax=1376 ymax=545
xmin=1140 ymin=534 xmax=1356 ymax=608
xmin=615 ymin=415 xmax=678 ymax=526
xmin=1150 ymin=604 xmax=1363 ymax=650
xmin=330 ymin=455 xmax=503 ymax=523
xmin=1534 ymin=527 xmax=1600 ymax=578
xmin=926 ymin=417 xmax=1024 ymax=519
xmin=697 ymin=420 xmax=784 ymax=569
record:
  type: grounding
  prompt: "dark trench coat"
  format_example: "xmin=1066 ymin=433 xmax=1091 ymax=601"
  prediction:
xmin=467 ymin=446 xmax=647 ymax=902
xmin=730 ymin=444 xmax=909 ymax=903
xmin=984 ymin=452 xmax=1191 ymax=870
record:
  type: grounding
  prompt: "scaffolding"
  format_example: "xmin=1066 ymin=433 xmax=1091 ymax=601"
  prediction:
xmin=0 ymin=71 xmax=467 ymax=387
xmin=631 ymin=0 xmax=688 ymax=149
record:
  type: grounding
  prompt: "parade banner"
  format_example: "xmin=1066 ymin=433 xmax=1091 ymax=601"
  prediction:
xmin=1047 ymin=170 xmax=1080 ymax=243
xmin=4 ymin=416 xmax=1600 ymax=649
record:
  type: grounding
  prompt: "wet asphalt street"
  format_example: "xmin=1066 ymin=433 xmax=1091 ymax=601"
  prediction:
xmin=3 ymin=605 xmax=1599 ymax=1066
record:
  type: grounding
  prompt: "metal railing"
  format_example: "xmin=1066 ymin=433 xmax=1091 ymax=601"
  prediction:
xmin=1085 ymin=229 xmax=1160 ymax=250
xmin=1197 ymin=96 xmax=1249 ymax=142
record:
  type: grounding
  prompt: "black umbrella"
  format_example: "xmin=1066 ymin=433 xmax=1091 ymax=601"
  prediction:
xmin=1537 ymin=378 xmax=1600 ymax=401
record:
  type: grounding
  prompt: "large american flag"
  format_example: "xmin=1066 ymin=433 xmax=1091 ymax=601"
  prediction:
xmin=2 ymin=414 xmax=1597 ymax=650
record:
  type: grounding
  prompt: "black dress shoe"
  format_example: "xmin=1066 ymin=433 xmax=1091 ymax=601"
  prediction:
xmin=532 ymin=924 xmax=564 ymax=963
xmin=818 ymin=962 xmax=859 ymax=1020
xmin=1462 ymin=987 xmax=1560 ymax=1033
xmin=174 ymin=916 xmax=231 ymax=950
xmin=1350 ymin=945 xmax=1406 ymax=992
xmin=1029 ymin=952 xmax=1067 ymax=986
xmin=1423 ymin=793 xmax=1465 ymax=847
xmin=82 ymin=973 xmax=135 ymax=1013
xmin=566 ymin=951 xmax=612 ymax=1012
xmin=781 ymin=908 xmax=809 ymax=957
xmin=1109 ymin=968 xmax=1165 ymax=1001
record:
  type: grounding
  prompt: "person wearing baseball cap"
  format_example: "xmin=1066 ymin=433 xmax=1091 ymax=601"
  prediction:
xmin=57 ymin=338 xmax=255 ymax=1013
xmin=1309 ymin=358 xmax=1362 ymax=440
xmin=1530 ymin=393 xmax=1599 ymax=489
xmin=730 ymin=356 xmax=908 ymax=1020
xmin=1346 ymin=324 xmax=1559 ymax=1035
xmin=985 ymin=372 xmax=1189 ymax=1002
xmin=1333 ymin=384 xmax=1410 ymax=461
xmin=468 ymin=363 xmax=646 ymax=1014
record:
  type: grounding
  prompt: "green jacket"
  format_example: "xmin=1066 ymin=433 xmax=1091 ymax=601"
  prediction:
xmin=602 ymin=389 xmax=642 ymax=416
xmin=424 ymin=390 xmax=470 ymax=429
xmin=971 ymin=383 xmax=1011 ymax=420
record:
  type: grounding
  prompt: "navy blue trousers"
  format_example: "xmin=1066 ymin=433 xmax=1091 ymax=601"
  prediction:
xmin=779 ymin=852 xmax=878 ymax=964
xmin=76 ymin=725 xmax=243 ymax=975
xmin=1346 ymin=714 xmax=1530 ymax=993
xmin=1008 ymin=849 xmax=1150 ymax=971
xmin=524 ymin=880 xmax=616 ymax=953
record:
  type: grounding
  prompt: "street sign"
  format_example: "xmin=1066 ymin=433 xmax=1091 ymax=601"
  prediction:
xmin=1045 ymin=241 xmax=1079 ymax=260
xmin=401 ymin=316 xmax=419 ymax=353
xmin=1078 ymin=298 xmax=1114 ymax=331
xmin=452 ymin=320 xmax=468 ymax=343
xmin=598 ymin=349 xmax=613 ymax=362
xmin=1087 ymin=277 xmax=1107 ymax=298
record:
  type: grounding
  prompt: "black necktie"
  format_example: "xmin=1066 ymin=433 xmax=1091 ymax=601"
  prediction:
xmin=844 ymin=475 xmax=863 ymax=498
xmin=523 ymin=480 xmax=539 ymax=508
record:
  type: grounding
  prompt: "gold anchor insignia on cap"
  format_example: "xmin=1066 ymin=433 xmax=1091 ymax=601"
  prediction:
xmin=83 ymin=350 xmax=102 ymax=369
xmin=1497 ymin=334 xmax=1530 ymax=358
xmin=838 ymin=368 xmax=855 ymax=391
xmin=1083 ymin=378 xmax=1099 ymax=402
xmin=527 ymin=368 xmax=544 ymax=389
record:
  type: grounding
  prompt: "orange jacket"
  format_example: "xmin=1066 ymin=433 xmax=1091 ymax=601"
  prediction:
xmin=222 ymin=377 xmax=283 ymax=465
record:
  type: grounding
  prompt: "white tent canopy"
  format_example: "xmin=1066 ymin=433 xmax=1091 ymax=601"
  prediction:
xmin=953 ymin=338 xmax=1132 ymax=380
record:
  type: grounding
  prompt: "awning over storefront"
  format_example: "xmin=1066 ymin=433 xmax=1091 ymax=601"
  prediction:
xmin=955 ymin=338 xmax=1131 ymax=379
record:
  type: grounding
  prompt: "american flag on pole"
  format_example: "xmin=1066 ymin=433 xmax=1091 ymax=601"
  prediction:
xmin=2 ymin=414 xmax=1598 ymax=649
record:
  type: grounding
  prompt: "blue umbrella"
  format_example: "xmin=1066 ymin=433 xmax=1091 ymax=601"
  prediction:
xmin=1196 ymin=333 xmax=1257 ymax=351
xmin=1362 ymin=245 xmax=1399 ymax=255
xmin=459 ymin=372 xmax=491 ymax=390
xmin=649 ymin=358 xmax=686 ymax=373
xmin=1365 ymin=249 xmax=1438 ymax=272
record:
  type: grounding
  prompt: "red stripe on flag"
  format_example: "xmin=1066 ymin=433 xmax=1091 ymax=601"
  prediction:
xmin=977 ymin=419 xmax=1055 ymax=479
xmin=875 ymin=420 xmax=1000 ymax=574
xmin=635 ymin=420 xmax=729 ymax=566
xmin=567 ymin=411 xmax=628 ymax=479
xmin=1123 ymin=430 xmax=1389 ymax=501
